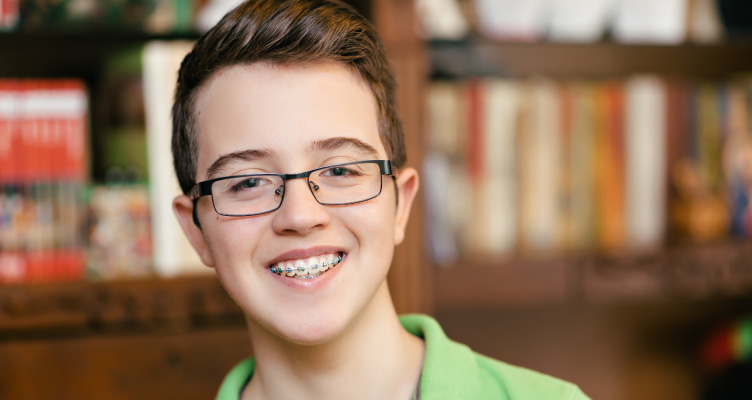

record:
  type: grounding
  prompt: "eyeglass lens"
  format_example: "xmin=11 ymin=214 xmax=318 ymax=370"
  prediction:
xmin=210 ymin=162 xmax=383 ymax=216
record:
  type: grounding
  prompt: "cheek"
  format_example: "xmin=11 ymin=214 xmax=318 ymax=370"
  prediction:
xmin=203 ymin=216 xmax=264 ymax=266
xmin=342 ymin=201 xmax=397 ymax=250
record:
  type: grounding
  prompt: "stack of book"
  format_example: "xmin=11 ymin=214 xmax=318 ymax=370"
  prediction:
xmin=424 ymin=76 xmax=752 ymax=263
xmin=0 ymin=79 xmax=88 ymax=284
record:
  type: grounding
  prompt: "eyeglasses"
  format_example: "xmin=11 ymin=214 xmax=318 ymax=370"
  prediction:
xmin=191 ymin=160 xmax=394 ymax=217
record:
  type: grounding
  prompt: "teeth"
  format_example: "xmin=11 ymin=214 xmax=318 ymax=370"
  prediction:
xmin=294 ymin=260 xmax=308 ymax=276
xmin=270 ymin=252 xmax=343 ymax=278
xmin=307 ymin=257 xmax=319 ymax=272
xmin=319 ymin=256 xmax=330 ymax=272
xmin=295 ymin=272 xmax=321 ymax=280
xmin=285 ymin=262 xmax=296 ymax=277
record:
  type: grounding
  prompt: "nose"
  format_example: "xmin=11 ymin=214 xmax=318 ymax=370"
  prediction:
xmin=271 ymin=177 xmax=331 ymax=235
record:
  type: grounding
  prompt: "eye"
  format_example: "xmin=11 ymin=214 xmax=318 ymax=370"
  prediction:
xmin=321 ymin=166 xmax=361 ymax=177
xmin=330 ymin=167 xmax=348 ymax=176
xmin=240 ymin=178 xmax=261 ymax=188
xmin=229 ymin=177 xmax=271 ymax=193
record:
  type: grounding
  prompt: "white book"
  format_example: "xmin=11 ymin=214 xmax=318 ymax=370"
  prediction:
xmin=475 ymin=0 xmax=549 ymax=41
xmin=548 ymin=0 xmax=617 ymax=42
xmin=415 ymin=0 xmax=469 ymax=40
xmin=143 ymin=41 xmax=209 ymax=277
xmin=624 ymin=76 xmax=667 ymax=248
xmin=196 ymin=0 xmax=245 ymax=32
xmin=613 ymin=0 xmax=688 ymax=44
xmin=520 ymin=79 xmax=561 ymax=251
xmin=469 ymin=79 xmax=520 ymax=255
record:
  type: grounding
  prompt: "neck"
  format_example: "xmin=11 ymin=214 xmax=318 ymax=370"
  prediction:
xmin=242 ymin=282 xmax=424 ymax=400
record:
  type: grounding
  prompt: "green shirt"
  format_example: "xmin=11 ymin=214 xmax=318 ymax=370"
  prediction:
xmin=216 ymin=314 xmax=591 ymax=399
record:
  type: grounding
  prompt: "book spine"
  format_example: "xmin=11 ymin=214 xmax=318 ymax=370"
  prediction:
xmin=519 ymin=79 xmax=561 ymax=253
xmin=625 ymin=75 xmax=667 ymax=249
xmin=594 ymin=81 xmax=626 ymax=250
xmin=143 ymin=41 xmax=206 ymax=276
xmin=568 ymin=82 xmax=597 ymax=250
xmin=478 ymin=79 xmax=519 ymax=255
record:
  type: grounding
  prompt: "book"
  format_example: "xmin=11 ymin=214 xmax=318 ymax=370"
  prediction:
xmin=477 ymin=79 xmax=520 ymax=256
xmin=474 ymin=0 xmax=548 ymax=41
xmin=519 ymin=79 xmax=561 ymax=253
xmin=142 ymin=40 xmax=208 ymax=277
xmin=0 ymin=79 xmax=88 ymax=284
xmin=196 ymin=0 xmax=245 ymax=32
xmin=423 ymin=74 xmax=746 ymax=263
xmin=426 ymin=82 xmax=465 ymax=156
xmin=87 ymin=184 xmax=153 ymax=279
xmin=547 ymin=0 xmax=616 ymax=42
xmin=624 ymin=75 xmax=667 ymax=249
xmin=613 ymin=0 xmax=688 ymax=44
xmin=415 ymin=0 xmax=469 ymax=40
xmin=422 ymin=152 xmax=459 ymax=266
xmin=424 ymin=81 xmax=466 ymax=264
xmin=567 ymin=82 xmax=597 ymax=250
xmin=593 ymin=81 xmax=625 ymax=250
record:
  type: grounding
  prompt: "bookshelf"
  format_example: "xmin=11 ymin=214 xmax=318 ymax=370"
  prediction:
xmin=433 ymin=239 xmax=752 ymax=311
xmin=422 ymin=28 xmax=752 ymax=400
xmin=424 ymin=38 xmax=752 ymax=309
xmin=430 ymin=38 xmax=752 ymax=78
xmin=0 ymin=275 xmax=245 ymax=341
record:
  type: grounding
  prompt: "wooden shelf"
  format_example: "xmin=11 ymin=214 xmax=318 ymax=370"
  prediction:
xmin=0 ymin=30 xmax=201 ymax=78
xmin=429 ymin=38 xmax=752 ymax=78
xmin=432 ymin=240 xmax=752 ymax=312
xmin=0 ymin=274 xmax=245 ymax=341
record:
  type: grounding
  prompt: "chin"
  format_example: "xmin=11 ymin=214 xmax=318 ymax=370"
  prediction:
xmin=270 ymin=307 xmax=353 ymax=346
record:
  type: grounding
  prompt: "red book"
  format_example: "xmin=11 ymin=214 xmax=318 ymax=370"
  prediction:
xmin=0 ymin=80 xmax=17 ymax=183
xmin=465 ymin=80 xmax=483 ymax=185
xmin=59 ymin=80 xmax=88 ymax=181
xmin=18 ymin=81 xmax=38 ymax=183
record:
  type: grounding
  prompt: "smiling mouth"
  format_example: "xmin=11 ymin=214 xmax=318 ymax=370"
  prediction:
xmin=269 ymin=252 xmax=344 ymax=280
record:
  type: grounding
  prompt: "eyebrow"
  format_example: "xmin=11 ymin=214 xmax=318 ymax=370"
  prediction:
xmin=204 ymin=137 xmax=380 ymax=180
xmin=206 ymin=148 xmax=277 ymax=179
xmin=309 ymin=137 xmax=380 ymax=158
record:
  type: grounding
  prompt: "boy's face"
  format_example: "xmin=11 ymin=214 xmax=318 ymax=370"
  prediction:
xmin=173 ymin=62 xmax=418 ymax=345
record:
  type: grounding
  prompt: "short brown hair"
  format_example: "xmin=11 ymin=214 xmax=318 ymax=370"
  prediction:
xmin=172 ymin=0 xmax=405 ymax=195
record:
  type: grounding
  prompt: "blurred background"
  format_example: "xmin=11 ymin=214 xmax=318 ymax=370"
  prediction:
xmin=1 ymin=0 xmax=751 ymax=399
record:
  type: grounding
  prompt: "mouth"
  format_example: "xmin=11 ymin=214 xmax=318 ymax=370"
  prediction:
xmin=269 ymin=251 xmax=345 ymax=280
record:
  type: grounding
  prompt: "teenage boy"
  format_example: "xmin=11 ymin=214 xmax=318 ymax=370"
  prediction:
xmin=171 ymin=0 xmax=590 ymax=399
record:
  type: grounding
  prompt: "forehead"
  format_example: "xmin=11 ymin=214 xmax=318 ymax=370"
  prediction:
xmin=193 ymin=62 xmax=384 ymax=178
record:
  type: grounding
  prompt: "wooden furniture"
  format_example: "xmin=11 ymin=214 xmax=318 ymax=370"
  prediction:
xmin=423 ymin=36 xmax=752 ymax=400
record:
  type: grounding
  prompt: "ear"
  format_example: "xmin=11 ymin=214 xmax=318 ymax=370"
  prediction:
xmin=173 ymin=195 xmax=216 ymax=268
xmin=393 ymin=167 xmax=419 ymax=245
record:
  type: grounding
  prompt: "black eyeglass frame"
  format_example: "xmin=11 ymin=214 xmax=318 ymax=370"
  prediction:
xmin=191 ymin=159 xmax=394 ymax=219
